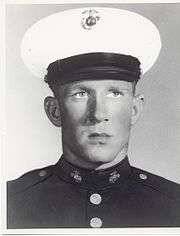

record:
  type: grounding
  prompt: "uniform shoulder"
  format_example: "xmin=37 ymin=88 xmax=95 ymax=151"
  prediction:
xmin=131 ymin=165 xmax=180 ymax=202
xmin=7 ymin=165 xmax=54 ymax=196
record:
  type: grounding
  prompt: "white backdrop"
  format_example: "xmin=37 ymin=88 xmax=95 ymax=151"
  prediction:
xmin=4 ymin=3 xmax=180 ymax=183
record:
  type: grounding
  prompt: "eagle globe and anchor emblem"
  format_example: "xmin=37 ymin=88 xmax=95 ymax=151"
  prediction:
xmin=81 ymin=9 xmax=100 ymax=30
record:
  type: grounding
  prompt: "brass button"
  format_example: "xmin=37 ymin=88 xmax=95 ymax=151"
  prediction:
xmin=90 ymin=193 xmax=102 ymax=205
xmin=38 ymin=170 xmax=47 ymax=177
xmin=90 ymin=217 xmax=102 ymax=228
xmin=139 ymin=173 xmax=147 ymax=180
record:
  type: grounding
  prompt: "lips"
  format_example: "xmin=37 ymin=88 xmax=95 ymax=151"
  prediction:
xmin=88 ymin=132 xmax=112 ymax=144
xmin=88 ymin=133 xmax=112 ymax=138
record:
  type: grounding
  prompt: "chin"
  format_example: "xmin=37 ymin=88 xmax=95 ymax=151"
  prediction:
xmin=83 ymin=146 xmax=116 ymax=164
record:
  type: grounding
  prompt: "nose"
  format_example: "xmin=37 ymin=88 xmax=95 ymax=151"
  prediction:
xmin=87 ymin=94 xmax=109 ymax=124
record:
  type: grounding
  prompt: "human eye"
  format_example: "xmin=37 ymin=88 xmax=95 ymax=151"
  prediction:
xmin=73 ymin=90 xmax=88 ymax=98
xmin=107 ymin=89 xmax=125 ymax=98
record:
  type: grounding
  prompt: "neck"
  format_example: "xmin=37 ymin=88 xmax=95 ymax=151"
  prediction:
xmin=62 ymin=144 xmax=128 ymax=170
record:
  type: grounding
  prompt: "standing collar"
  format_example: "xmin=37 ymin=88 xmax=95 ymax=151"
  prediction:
xmin=53 ymin=156 xmax=132 ymax=190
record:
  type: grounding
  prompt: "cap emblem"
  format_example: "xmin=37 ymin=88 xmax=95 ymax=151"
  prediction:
xmin=81 ymin=9 xmax=100 ymax=30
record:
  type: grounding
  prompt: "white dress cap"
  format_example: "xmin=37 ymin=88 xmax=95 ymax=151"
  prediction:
xmin=21 ymin=7 xmax=161 ymax=79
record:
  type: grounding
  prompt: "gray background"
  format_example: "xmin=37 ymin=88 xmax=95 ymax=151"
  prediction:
xmin=5 ymin=3 xmax=180 ymax=183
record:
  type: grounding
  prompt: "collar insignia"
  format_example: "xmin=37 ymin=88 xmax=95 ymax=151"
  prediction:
xmin=70 ymin=170 xmax=82 ymax=183
xmin=109 ymin=171 xmax=120 ymax=184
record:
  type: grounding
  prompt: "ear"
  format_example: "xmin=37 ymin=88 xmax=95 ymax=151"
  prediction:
xmin=44 ymin=96 xmax=61 ymax=127
xmin=131 ymin=94 xmax=144 ymax=125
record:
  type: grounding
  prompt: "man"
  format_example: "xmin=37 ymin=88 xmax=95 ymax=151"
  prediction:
xmin=7 ymin=7 xmax=180 ymax=228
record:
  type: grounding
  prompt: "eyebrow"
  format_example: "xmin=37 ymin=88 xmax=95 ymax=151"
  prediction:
xmin=107 ymin=86 xmax=131 ymax=91
xmin=70 ymin=85 xmax=90 ymax=90
xmin=64 ymin=84 xmax=90 ymax=92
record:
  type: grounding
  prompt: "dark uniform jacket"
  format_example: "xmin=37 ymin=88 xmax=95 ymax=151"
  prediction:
xmin=7 ymin=156 xmax=180 ymax=228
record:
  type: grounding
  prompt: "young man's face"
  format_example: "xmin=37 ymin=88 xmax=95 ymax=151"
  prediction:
xmin=56 ymin=79 xmax=140 ymax=167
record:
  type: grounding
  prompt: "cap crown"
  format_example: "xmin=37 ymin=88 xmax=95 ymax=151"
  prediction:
xmin=21 ymin=7 xmax=161 ymax=78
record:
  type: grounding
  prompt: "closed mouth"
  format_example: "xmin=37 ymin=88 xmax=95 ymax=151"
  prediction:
xmin=88 ymin=133 xmax=112 ymax=138
xmin=88 ymin=133 xmax=112 ymax=145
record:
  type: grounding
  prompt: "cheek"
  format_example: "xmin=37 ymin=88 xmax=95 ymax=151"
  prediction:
xmin=61 ymin=100 xmax=87 ymax=126
xmin=109 ymin=100 xmax=132 ymax=131
xmin=60 ymin=101 xmax=88 ymax=146
xmin=110 ymin=99 xmax=132 ymax=119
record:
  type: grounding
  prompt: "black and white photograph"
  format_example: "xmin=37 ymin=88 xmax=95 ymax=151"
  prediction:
xmin=2 ymin=1 xmax=180 ymax=233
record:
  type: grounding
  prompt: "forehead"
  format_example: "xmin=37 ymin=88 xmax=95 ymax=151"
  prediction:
xmin=61 ymin=80 xmax=133 ymax=91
